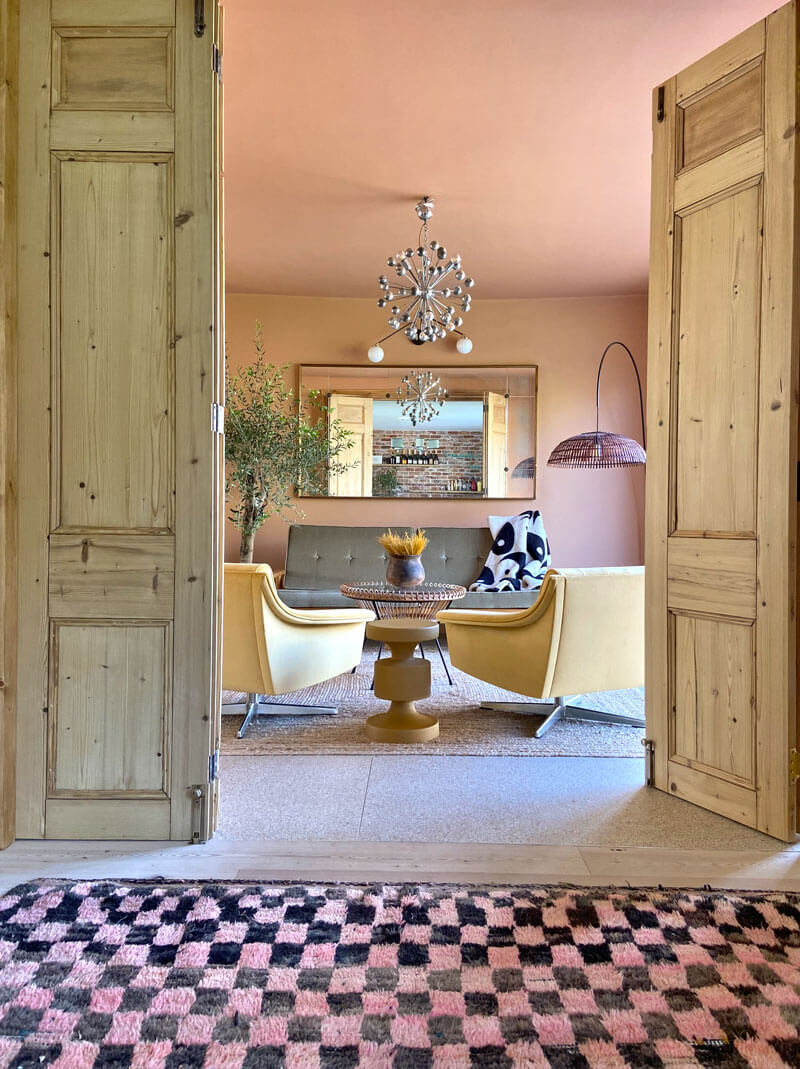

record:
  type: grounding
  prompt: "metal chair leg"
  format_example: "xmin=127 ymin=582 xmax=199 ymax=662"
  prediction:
xmin=479 ymin=696 xmax=566 ymax=738
xmin=479 ymin=695 xmax=643 ymax=737
xmin=237 ymin=693 xmax=259 ymax=739
xmin=562 ymin=703 xmax=644 ymax=728
xmin=479 ymin=692 xmax=564 ymax=735
xmin=370 ymin=641 xmax=384 ymax=690
xmin=237 ymin=692 xmax=338 ymax=737
xmin=435 ymin=636 xmax=454 ymax=685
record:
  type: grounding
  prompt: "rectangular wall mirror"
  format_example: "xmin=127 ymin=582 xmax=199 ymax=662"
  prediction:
xmin=298 ymin=365 xmax=537 ymax=499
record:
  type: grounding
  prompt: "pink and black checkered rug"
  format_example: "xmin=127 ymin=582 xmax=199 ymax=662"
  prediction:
xmin=1 ymin=880 xmax=799 ymax=1068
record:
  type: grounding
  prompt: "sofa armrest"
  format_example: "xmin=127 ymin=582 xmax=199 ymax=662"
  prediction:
xmin=273 ymin=569 xmax=286 ymax=588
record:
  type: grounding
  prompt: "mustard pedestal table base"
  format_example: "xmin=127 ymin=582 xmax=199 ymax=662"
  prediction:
xmin=365 ymin=617 xmax=440 ymax=742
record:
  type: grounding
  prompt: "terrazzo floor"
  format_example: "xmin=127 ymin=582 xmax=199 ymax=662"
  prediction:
xmin=215 ymin=753 xmax=780 ymax=852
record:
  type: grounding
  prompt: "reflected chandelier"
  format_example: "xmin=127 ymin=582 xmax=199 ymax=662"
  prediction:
xmin=397 ymin=370 xmax=448 ymax=426
xmin=367 ymin=197 xmax=474 ymax=363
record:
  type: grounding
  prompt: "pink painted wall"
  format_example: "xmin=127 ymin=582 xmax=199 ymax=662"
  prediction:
xmin=225 ymin=293 xmax=648 ymax=570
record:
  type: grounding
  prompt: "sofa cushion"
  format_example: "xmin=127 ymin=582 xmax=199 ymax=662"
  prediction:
xmin=283 ymin=524 xmax=495 ymax=590
xmin=278 ymin=587 xmax=359 ymax=610
xmin=278 ymin=586 xmax=537 ymax=611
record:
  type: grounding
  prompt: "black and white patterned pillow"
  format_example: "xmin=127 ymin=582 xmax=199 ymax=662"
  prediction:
xmin=470 ymin=510 xmax=551 ymax=592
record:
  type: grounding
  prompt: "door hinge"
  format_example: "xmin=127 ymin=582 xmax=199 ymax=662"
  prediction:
xmin=211 ymin=403 xmax=225 ymax=434
xmin=212 ymin=44 xmax=222 ymax=79
xmin=642 ymin=738 xmax=655 ymax=786
xmin=656 ymin=86 xmax=665 ymax=123
xmin=790 ymin=748 xmax=800 ymax=783
xmin=209 ymin=748 xmax=220 ymax=783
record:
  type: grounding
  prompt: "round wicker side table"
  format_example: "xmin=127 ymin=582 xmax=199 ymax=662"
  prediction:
xmin=340 ymin=581 xmax=466 ymax=685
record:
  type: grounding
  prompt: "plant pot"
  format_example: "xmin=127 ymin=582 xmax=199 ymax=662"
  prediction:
xmin=386 ymin=554 xmax=425 ymax=588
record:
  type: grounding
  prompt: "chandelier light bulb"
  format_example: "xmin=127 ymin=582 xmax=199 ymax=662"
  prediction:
xmin=456 ymin=336 xmax=473 ymax=355
xmin=367 ymin=345 xmax=385 ymax=363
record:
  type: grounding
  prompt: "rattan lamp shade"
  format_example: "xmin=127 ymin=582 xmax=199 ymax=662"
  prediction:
xmin=548 ymin=430 xmax=646 ymax=469
xmin=511 ymin=456 xmax=536 ymax=478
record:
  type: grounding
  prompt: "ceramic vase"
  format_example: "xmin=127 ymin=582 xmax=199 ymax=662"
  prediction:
xmin=386 ymin=554 xmax=425 ymax=588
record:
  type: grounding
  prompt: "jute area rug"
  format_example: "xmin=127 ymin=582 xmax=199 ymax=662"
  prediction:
xmin=1 ymin=879 xmax=799 ymax=1069
xmin=221 ymin=641 xmax=645 ymax=758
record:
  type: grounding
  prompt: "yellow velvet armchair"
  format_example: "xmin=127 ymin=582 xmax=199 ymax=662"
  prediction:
xmin=438 ymin=566 xmax=644 ymax=737
xmin=223 ymin=563 xmax=374 ymax=737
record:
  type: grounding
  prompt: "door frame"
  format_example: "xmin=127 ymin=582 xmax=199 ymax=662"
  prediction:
xmin=0 ymin=0 xmax=18 ymax=850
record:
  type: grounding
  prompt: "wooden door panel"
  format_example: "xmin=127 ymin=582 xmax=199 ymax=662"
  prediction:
xmin=674 ymin=183 xmax=761 ymax=536
xmin=673 ymin=614 xmax=755 ymax=783
xmin=674 ymin=138 xmax=764 ymax=212
xmin=666 ymin=762 xmax=757 ymax=828
xmin=51 ymin=0 xmax=176 ymax=26
xmin=53 ymin=29 xmax=174 ymax=111
xmin=44 ymin=798 xmax=170 ymax=840
xmin=17 ymin=0 xmax=220 ymax=841
xmin=54 ymin=153 xmax=173 ymax=532
xmin=48 ymin=533 xmax=175 ymax=620
xmin=678 ymin=61 xmax=763 ymax=171
xmin=50 ymin=112 xmax=175 ymax=152
xmin=49 ymin=623 xmax=170 ymax=796
xmin=667 ymin=537 xmax=756 ymax=619
xmin=646 ymin=2 xmax=798 ymax=840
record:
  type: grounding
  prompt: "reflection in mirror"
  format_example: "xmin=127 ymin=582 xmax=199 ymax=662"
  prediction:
xmin=298 ymin=365 xmax=537 ymax=499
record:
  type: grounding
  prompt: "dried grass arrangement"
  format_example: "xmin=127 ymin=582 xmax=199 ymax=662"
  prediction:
xmin=377 ymin=528 xmax=429 ymax=558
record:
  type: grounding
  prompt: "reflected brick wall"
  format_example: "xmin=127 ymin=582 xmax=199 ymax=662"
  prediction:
xmin=372 ymin=430 xmax=483 ymax=496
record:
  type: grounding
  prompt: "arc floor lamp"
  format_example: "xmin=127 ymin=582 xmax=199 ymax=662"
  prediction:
xmin=547 ymin=341 xmax=646 ymax=469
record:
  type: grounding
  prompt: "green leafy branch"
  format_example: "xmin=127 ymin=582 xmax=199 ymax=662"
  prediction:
xmin=225 ymin=322 xmax=356 ymax=561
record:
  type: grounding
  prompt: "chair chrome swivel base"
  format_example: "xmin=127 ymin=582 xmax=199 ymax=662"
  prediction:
xmin=237 ymin=692 xmax=338 ymax=738
xmin=480 ymin=696 xmax=644 ymax=738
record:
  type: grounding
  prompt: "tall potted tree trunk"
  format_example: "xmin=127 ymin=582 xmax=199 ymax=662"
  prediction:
xmin=225 ymin=323 xmax=354 ymax=563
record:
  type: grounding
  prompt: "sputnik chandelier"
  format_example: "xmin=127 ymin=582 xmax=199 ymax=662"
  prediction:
xmin=367 ymin=197 xmax=474 ymax=363
xmin=397 ymin=369 xmax=448 ymax=426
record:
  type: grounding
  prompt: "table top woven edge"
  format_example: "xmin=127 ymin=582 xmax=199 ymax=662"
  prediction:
xmin=340 ymin=582 xmax=467 ymax=601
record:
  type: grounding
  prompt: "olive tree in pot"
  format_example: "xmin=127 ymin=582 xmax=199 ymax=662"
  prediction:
xmin=225 ymin=323 xmax=355 ymax=563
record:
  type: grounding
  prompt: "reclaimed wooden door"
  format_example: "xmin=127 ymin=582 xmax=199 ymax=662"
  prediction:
xmin=484 ymin=392 xmax=508 ymax=497
xmin=328 ymin=394 xmax=373 ymax=497
xmin=645 ymin=2 xmax=800 ymax=840
xmin=16 ymin=0 xmax=222 ymax=841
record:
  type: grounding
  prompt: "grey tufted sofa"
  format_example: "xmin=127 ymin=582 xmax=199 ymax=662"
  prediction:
xmin=275 ymin=524 xmax=541 ymax=610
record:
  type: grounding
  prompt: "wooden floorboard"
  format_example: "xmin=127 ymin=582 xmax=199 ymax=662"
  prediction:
xmin=2 ymin=838 xmax=800 ymax=893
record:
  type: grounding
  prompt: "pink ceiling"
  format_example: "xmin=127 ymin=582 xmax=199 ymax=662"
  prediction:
xmin=224 ymin=0 xmax=776 ymax=299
